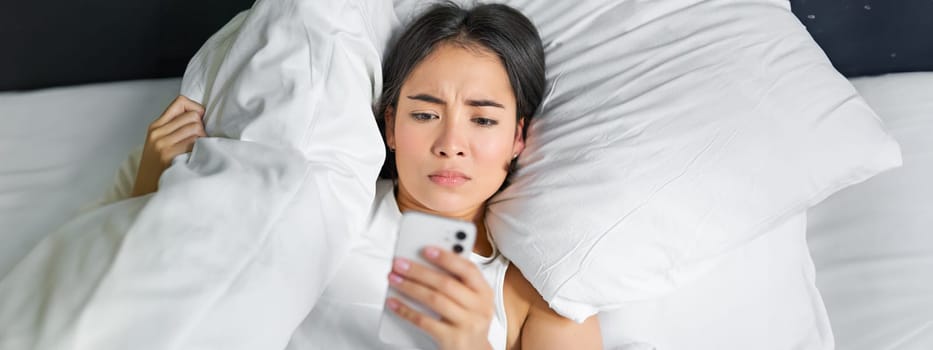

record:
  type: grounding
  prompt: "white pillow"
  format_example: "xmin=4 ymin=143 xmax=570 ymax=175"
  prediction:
xmin=600 ymin=213 xmax=834 ymax=350
xmin=393 ymin=0 xmax=902 ymax=321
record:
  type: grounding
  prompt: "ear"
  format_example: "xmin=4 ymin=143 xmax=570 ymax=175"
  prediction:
xmin=385 ymin=106 xmax=396 ymax=150
xmin=512 ymin=117 xmax=526 ymax=156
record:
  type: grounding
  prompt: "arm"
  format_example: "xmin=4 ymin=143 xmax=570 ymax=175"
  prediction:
xmin=519 ymin=296 xmax=602 ymax=349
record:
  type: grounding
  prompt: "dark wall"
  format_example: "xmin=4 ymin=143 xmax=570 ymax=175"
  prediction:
xmin=0 ymin=0 xmax=255 ymax=91
xmin=790 ymin=0 xmax=933 ymax=77
xmin=1 ymin=0 xmax=931 ymax=91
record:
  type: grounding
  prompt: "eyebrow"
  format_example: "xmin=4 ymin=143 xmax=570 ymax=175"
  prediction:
xmin=406 ymin=94 xmax=505 ymax=109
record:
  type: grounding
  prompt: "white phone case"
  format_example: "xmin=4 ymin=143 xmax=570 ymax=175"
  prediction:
xmin=378 ymin=211 xmax=477 ymax=349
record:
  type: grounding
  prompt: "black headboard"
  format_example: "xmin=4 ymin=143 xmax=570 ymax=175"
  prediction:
xmin=0 ymin=0 xmax=255 ymax=91
xmin=790 ymin=0 xmax=933 ymax=77
xmin=2 ymin=0 xmax=931 ymax=91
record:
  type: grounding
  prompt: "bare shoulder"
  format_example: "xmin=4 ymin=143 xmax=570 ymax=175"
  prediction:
xmin=502 ymin=262 xmax=535 ymax=349
xmin=502 ymin=263 xmax=602 ymax=350
xmin=504 ymin=261 xmax=537 ymax=309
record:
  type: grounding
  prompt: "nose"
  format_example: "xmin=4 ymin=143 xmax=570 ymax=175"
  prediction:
xmin=432 ymin=118 xmax=467 ymax=158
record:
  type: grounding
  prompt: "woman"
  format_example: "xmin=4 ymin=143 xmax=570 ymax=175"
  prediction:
xmin=133 ymin=2 xmax=601 ymax=349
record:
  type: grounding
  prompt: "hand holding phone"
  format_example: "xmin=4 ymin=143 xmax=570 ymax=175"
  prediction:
xmin=378 ymin=212 xmax=495 ymax=349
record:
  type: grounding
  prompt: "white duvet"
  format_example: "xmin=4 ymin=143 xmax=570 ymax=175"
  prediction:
xmin=0 ymin=0 xmax=387 ymax=349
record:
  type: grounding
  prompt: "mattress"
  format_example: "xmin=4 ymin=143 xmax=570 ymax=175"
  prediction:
xmin=0 ymin=72 xmax=930 ymax=349
xmin=0 ymin=78 xmax=181 ymax=277
xmin=807 ymin=72 xmax=933 ymax=350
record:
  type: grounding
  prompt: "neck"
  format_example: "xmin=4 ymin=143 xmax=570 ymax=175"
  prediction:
xmin=394 ymin=184 xmax=494 ymax=257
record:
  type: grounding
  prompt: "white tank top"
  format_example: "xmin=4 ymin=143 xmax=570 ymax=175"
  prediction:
xmin=285 ymin=180 xmax=510 ymax=350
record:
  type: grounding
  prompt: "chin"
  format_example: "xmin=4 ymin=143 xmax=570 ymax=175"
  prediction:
xmin=418 ymin=190 xmax=477 ymax=216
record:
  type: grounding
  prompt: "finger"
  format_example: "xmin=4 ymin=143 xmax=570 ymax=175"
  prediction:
xmin=150 ymin=111 xmax=205 ymax=141
xmin=392 ymin=258 xmax=477 ymax=309
xmin=160 ymin=121 xmax=207 ymax=147
xmin=179 ymin=134 xmax=201 ymax=154
xmin=388 ymin=272 xmax=468 ymax=325
xmin=152 ymin=95 xmax=205 ymax=129
xmin=422 ymin=246 xmax=492 ymax=295
xmin=159 ymin=135 xmax=200 ymax=166
xmin=152 ymin=122 xmax=205 ymax=156
xmin=386 ymin=297 xmax=450 ymax=340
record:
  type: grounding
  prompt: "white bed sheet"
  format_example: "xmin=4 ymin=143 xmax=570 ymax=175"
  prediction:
xmin=807 ymin=72 xmax=933 ymax=350
xmin=1 ymin=73 xmax=931 ymax=349
xmin=0 ymin=78 xmax=181 ymax=278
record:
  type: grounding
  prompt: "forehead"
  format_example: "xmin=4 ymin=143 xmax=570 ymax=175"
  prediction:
xmin=400 ymin=42 xmax=515 ymax=105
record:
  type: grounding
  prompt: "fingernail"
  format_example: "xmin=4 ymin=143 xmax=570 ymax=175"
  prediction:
xmin=394 ymin=258 xmax=410 ymax=272
xmin=424 ymin=247 xmax=440 ymax=259
xmin=389 ymin=273 xmax=403 ymax=285
xmin=386 ymin=298 xmax=399 ymax=311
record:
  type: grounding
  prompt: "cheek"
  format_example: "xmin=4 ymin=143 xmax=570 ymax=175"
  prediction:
xmin=394 ymin=122 xmax=428 ymax=154
xmin=472 ymin=132 xmax=514 ymax=171
xmin=392 ymin=123 xmax=431 ymax=181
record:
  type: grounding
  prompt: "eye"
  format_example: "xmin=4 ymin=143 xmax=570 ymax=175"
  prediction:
xmin=473 ymin=117 xmax=498 ymax=127
xmin=411 ymin=113 xmax=438 ymax=121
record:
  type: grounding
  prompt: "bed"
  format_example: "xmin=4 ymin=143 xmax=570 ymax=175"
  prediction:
xmin=3 ymin=72 xmax=930 ymax=349
xmin=1 ymin=1 xmax=931 ymax=349
xmin=807 ymin=72 xmax=933 ymax=349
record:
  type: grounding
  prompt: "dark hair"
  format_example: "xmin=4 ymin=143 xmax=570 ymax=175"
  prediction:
xmin=375 ymin=1 xmax=546 ymax=182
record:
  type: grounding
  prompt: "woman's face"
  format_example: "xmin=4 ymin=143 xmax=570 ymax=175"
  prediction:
xmin=385 ymin=42 xmax=525 ymax=218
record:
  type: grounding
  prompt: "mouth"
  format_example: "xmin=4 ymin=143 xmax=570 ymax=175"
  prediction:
xmin=428 ymin=170 xmax=471 ymax=187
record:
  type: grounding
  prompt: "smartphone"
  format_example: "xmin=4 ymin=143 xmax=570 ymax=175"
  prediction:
xmin=378 ymin=211 xmax=477 ymax=349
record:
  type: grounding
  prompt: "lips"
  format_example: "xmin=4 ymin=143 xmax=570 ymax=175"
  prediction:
xmin=428 ymin=170 xmax=471 ymax=187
